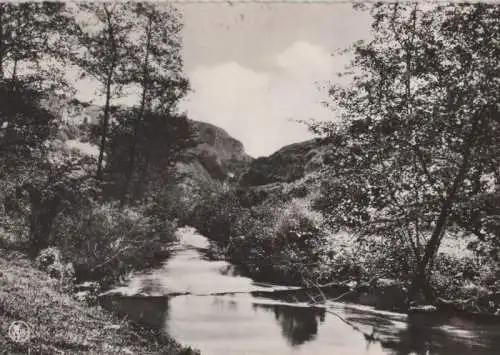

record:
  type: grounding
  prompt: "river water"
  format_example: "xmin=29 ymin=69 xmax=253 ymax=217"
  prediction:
xmin=101 ymin=227 xmax=500 ymax=355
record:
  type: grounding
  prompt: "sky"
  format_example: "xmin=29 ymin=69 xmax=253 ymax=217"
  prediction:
xmin=177 ymin=2 xmax=373 ymax=157
xmin=69 ymin=2 xmax=374 ymax=158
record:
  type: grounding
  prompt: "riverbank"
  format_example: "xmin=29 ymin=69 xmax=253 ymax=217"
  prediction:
xmin=189 ymin=187 xmax=500 ymax=318
xmin=210 ymin=237 xmax=500 ymax=319
xmin=201 ymin=227 xmax=500 ymax=319
xmin=0 ymin=248 xmax=199 ymax=354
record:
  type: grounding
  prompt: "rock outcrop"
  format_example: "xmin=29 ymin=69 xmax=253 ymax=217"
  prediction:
xmin=240 ymin=138 xmax=335 ymax=186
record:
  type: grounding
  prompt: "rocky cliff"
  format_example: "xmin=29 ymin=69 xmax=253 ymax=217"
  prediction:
xmin=176 ymin=120 xmax=253 ymax=196
xmin=239 ymin=138 xmax=335 ymax=186
xmin=181 ymin=120 xmax=252 ymax=182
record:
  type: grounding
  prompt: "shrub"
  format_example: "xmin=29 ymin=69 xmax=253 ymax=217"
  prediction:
xmin=315 ymin=238 xmax=366 ymax=283
xmin=430 ymin=253 xmax=497 ymax=299
xmin=225 ymin=197 xmax=329 ymax=284
xmin=189 ymin=189 xmax=243 ymax=242
xmin=272 ymin=198 xmax=327 ymax=280
xmin=226 ymin=206 xmax=276 ymax=275
xmin=309 ymin=230 xmax=424 ymax=286
xmin=51 ymin=201 xmax=176 ymax=287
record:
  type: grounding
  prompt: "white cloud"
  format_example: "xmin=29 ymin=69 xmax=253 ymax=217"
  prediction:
xmin=276 ymin=41 xmax=334 ymax=79
xmin=187 ymin=62 xmax=269 ymax=130
xmin=181 ymin=41 xmax=339 ymax=158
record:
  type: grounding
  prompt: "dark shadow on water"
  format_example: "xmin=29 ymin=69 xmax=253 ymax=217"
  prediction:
xmin=343 ymin=307 xmax=500 ymax=355
xmin=253 ymin=303 xmax=325 ymax=346
xmin=99 ymin=294 xmax=169 ymax=329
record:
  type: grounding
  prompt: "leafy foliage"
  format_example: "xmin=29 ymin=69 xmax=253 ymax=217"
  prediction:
xmin=106 ymin=108 xmax=194 ymax=202
xmin=0 ymin=2 xmax=191 ymax=286
xmin=72 ymin=3 xmax=190 ymax=185
xmin=51 ymin=201 xmax=176 ymax=286
xmin=190 ymin=188 xmax=244 ymax=243
xmin=190 ymin=188 xmax=330 ymax=284
xmin=0 ymin=2 xmax=74 ymax=89
xmin=310 ymin=3 xmax=500 ymax=301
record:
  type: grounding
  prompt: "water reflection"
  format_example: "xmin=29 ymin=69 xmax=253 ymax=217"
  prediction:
xmin=254 ymin=303 xmax=325 ymax=346
xmin=212 ymin=295 xmax=239 ymax=311
xmin=343 ymin=306 xmax=500 ymax=355
xmin=99 ymin=294 xmax=169 ymax=329
xmin=383 ymin=314 xmax=500 ymax=355
xmin=102 ymin=229 xmax=500 ymax=355
xmin=101 ymin=292 xmax=500 ymax=355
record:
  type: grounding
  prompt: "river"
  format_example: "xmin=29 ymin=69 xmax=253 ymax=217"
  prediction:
xmin=100 ymin=227 xmax=500 ymax=355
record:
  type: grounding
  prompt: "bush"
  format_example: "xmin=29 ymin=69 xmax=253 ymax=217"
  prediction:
xmin=309 ymin=231 xmax=421 ymax=286
xmin=315 ymin=239 xmax=366 ymax=283
xmin=226 ymin=206 xmax=276 ymax=275
xmin=225 ymin=197 xmax=329 ymax=284
xmin=51 ymin=200 xmax=176 ymax=287
xmin=272 ymin=198 xmax=327 ymax=280
xmin=430 ymin=253 xmax=500 ymax=311
xmin=189 ymin=189 xmax=243 ymax=242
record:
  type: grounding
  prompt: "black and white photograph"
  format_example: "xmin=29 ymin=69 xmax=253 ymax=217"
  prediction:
xmin=0 ymin=1 xmax=499 ymax=354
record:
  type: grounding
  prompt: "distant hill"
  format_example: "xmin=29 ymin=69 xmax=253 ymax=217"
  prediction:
xmin=181 ymin=120 xmax=252 ymax=182
xmin=175 ymin=120 xmax=253 ymax=197
xmin=240 ymin=138 xmax=335 ymax=186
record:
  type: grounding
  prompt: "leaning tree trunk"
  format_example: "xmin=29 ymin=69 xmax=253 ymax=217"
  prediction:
xmin=409 ymin=110 xmax=483 ymax=303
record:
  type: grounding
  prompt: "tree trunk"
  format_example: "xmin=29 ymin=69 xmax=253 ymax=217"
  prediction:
xmin=96 ymin=73 xmax=113 ymax=180
xmin=26 ymin=188 xmax=60 ymax=258
xmin=10 ymin=14 xmax=21 ymax=89
xmin=0 ymin=4 xmax=4 ymax=79
xmin=409 ymin=110 xmax=483 ymax=302
xmin=96 ymin=4 xmax=118 ymax=181
xmin=121 ymin=15 xmax=153 ymax=204
xmin=132 ymin=148 xmax=152 ymax=201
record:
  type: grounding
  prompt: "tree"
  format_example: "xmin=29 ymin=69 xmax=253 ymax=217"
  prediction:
xmin=119 ymin=3 xmax=189 ymax=203
xmin=313 ymin=3 xmax=500 ymax=301
xmin=106 ymin=109 xmax=194 ymax=203
xmin=0 ymin=2 xmax=73 ymax=92
xmin=0 ymin=79 xmax=93 ymax=256
xmin=73 ymin=3 xmax=135 ymax=180
xmin=0 ymin=3 xmax=83 ymax=256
